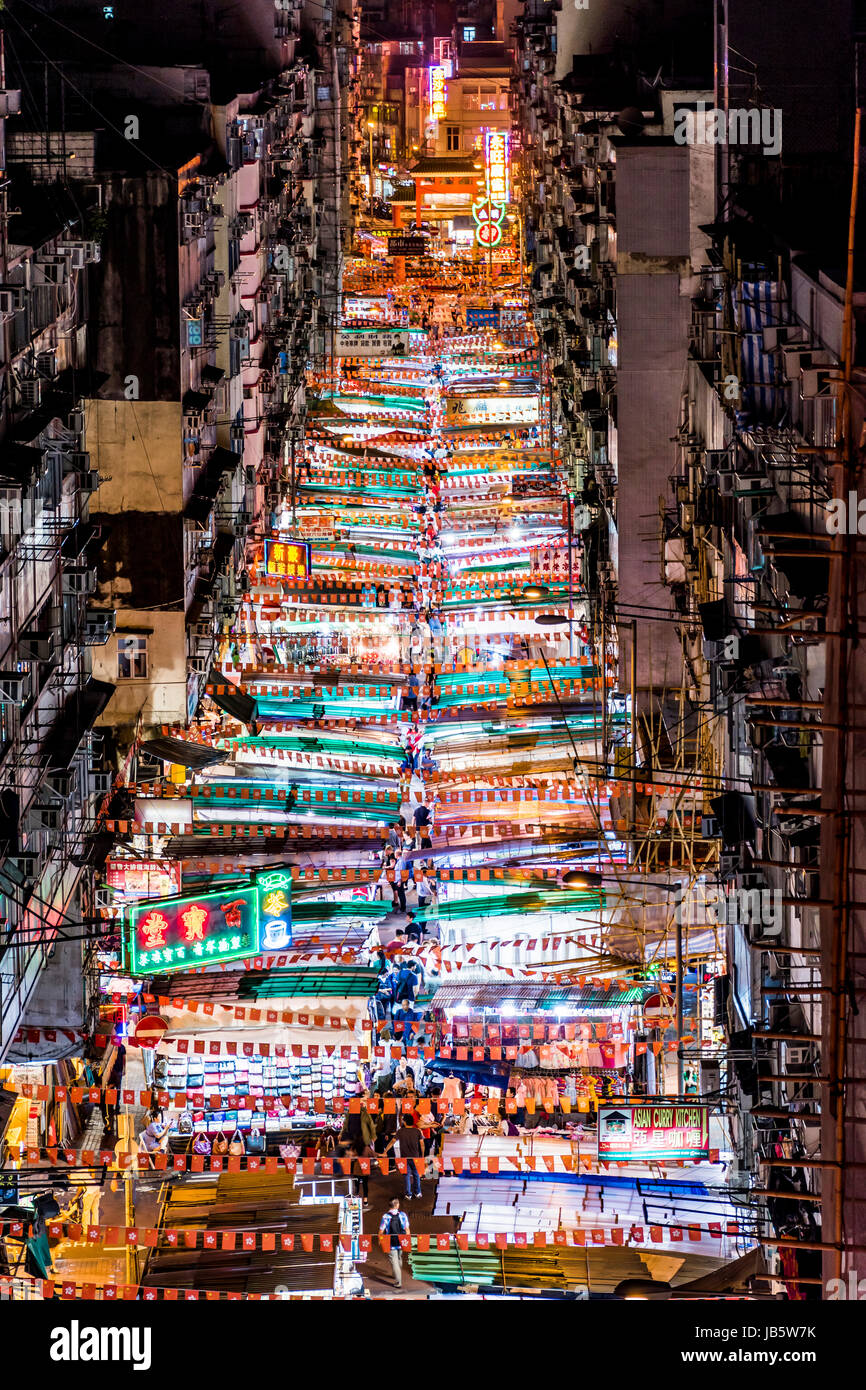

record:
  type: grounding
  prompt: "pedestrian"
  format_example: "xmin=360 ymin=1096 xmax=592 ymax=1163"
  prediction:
xmin=413 ymin=801 xmax=433 ymax=850
xmin=402 ymin=667 xmax=419 ymax=712
xmin=404 ymin=910 xmax=424 ymax=943
xmin=393 ymin=997 xmax=419 ymax=1046
xmin=339 ymin=1099 xmax=376 ymax=1153
xmin=99 ymin=1042 xmax=126 ymax=1138
xmin=375 ymin=1093 xmax=399 ymax=1151
xmin=385 ymin=1114 xmax=424 ymax=1199
xmin=391 ymin=854 xmax=408 ymax=913
xmin=379 ymin=1198 xmax=410 ymax=1288
xmin=138 ymin=1111 xmax=170 ymax=1162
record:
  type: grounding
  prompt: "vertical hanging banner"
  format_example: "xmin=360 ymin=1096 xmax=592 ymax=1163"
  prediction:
xmin=429 ymin=66 xmax=447 ymax=121
xmin=484 ymin=128 xmax=510 ymax=204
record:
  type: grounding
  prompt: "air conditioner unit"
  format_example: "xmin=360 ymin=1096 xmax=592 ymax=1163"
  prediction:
xmin=77 ymin=470 xmax=100 ymax=494
xmin=0 ymin=669 xmax=31 ymax=704
xmin=88 ymin=770 xmax=113 ymax=795
xmin=35 ymin=257 xmax=68 ymax=285
xmin=783 ymin=348 xmax=833 ymax=379
xmin=68 ymin=410 xmax=85 ymax=435
xmin=719 ymin=850 xmax=745 ymax=876
xmin=7 ymin=855 xmax=38 ymax=883
xmin=184 ymin=212 xmax=204 ymax=233
xmin=64 ymin=241 xmax=101 ymax=267
xmin=718 ymin=472 xmax=737 ymax=497
xmin=46 ymin=769 xmax=76 ymax=797
xmin=800 ymin=368 xmax=836 ymax=398
xmin=18 ymin=378 xmax=43 ymax=409
xmin=762 ymin=325 xmax=808 ymax=352
xmin=28 ymin=805 xmax=62 ymax=833
xmin=189 ymin=655 xmax=209 ymax=674
xmin=701 ymin=816 xmax=722 ymax=838
xmin=19 ymin=631 xmax=56 ymax=663
xmin=84 ymin=609 xmax=116 ymax=644
xmin=0 ymin=286 xmax=26 ymax=312
xmin=36 ymin=349 xmax=58 ymax=377
xmin=62 ymin=565 xmax=97 ymax=595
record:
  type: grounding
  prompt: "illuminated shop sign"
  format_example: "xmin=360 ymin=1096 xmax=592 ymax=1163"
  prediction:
xmin=125 ymin=874 xmax=293 ymax=975
xmin=445 ymin=393 xmax=541 ymax=425
xmin=257 ymin=870 xmax=293 ymax=951
xmin=484 ymin=129 xmax=510 ymax=205
xmin=106 ymin=859 xmax=182 ymax=901
xmin=127 ymin=885 xmax=260 ymax=975
xmin=429 ymin=66 xmax=447 ymax=120
xmin=263 ymin=539 xmax=311 ymax=579
xmin=597 ymin=1103 xmax=710 ymax=1162
xmin=472 ymin=197 xmax=505 ymax=248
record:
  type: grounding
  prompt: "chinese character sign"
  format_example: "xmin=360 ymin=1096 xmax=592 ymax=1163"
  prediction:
xmin=126 ymin=886 xmax=260 ymax=976
xmin=264 ymin=539 xmax=311 ymax=580
xmin=257 ymin=870 xmax=293 ymax=950
xmin=485 ymin=129 xmax=509 ymax=205
xmin=429 ymin=66 xmax=447 ymax=121
xmin=597 ymin=1104 xmax=710 ymax=1162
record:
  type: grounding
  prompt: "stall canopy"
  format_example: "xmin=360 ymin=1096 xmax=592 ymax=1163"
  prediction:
xmin=141 ymin=736 xmax=225 ymax=770
xmin=206 ymin=666 xmax=256 ymax=727
xmin=431 ymin=981 xmax=650 ymax=1010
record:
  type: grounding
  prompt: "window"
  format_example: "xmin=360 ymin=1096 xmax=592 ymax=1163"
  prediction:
xmin=463 ymin=25 xmax=475 ymax=40
xmin=0 ymin=700 xmax=11 ymax=757
xmin=446 ymin=126 xmax=460 ymax=151
xmin=117 ymin=635 xmax=148 ymax=680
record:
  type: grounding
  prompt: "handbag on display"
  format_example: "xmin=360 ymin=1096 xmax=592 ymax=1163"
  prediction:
xmin=228 ymin=1130 xmax=245 ymax=1157
xmin=212 ymin=1131 xmax=229 ymax=1156
xmin=176 ymin=1111 xmax=194 ymax=1138
xmin=244 ymin=1128 xmax=266 ymax=1155
xmin=193 ymin=1132 xmax=212 ymax=1156
xmin=279 ymin=1142 xmax=301 ymax=1162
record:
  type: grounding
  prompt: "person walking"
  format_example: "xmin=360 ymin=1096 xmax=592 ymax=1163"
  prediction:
xmin=393 ymin=997 xmax=419 ymax=1047
xmin=349 ymin=1138 xmax=371 ymax=1208
xmin=99 ymin=1042 xmax=126 ymax=1139
xmin=385 ymin=1113 xmax=424 ymax=1199
xmin=379 ymin=1198 xmax=410 ymax=1288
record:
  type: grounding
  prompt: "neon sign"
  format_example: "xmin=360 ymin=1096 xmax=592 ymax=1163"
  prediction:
xmin=264 ymin=539 xmax=311 ymax=580
xmin=484 ymin=129 xmax=510 ymax=205
xmin=125 ymin=874 xmax=293 ymax=975
xmin=258 ymin=870 xmax=293 ymax=950
xmin=429 ymin=66 xmax=447 ymax=121
xmin=126 ymin=885 xmax=260 ymax=975
xmin=473 ymin=196 xmax=505 ymax=248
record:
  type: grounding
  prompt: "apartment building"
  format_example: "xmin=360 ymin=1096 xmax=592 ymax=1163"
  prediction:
xmin=514 ymin=0 xmax=866 ymax=1289
xmin=0 ymin=167 xmax=117 ymax=1060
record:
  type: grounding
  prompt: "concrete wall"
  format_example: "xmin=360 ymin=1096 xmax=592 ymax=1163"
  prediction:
xmin=615 ymin=143 xmax=692 ymax=701
xmin=86 ymin=399 xmax=183 ymax=515
xmin=93 ymin=609 xmax=188 ymax=734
